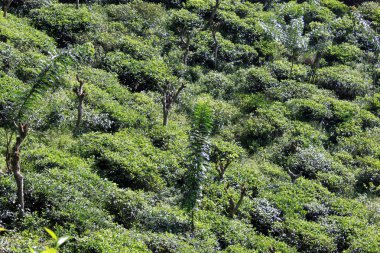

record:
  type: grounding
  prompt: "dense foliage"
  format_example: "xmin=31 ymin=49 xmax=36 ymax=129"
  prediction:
xmin=0 ymin=0 xmax=380 ymax=252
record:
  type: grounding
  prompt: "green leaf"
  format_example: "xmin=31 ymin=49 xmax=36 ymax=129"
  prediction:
xmin=57 ymin=236 xmax=70 ymax=247
xmin=41 ymin=247 xmax=57 ymax=253
xmin=0 ymin=228 xmax=7 ymax=232
xmin=44 ymin=228 xmax=57 ymax=241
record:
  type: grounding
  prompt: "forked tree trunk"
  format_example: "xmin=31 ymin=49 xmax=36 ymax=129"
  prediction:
xmin=11 ymin=123 xmax=28 ymax=218
xmin=310 ymin=51 xmax=323 ymax=83
xmin=160 ymin=81 xmax=186 ymax=126
xmin=74 ymin=75 xmax=86 ymax=131
xmin=226 ymin=184 xmax=246 ymax=218
xmin=216 ymin=159 xmax=231 ymax=181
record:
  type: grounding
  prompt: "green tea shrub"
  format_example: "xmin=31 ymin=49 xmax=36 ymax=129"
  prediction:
xmin=105 ymin=2 xmax=167 ymax=36
xmin=106 ymin=188 xmax=153 ymax=228
xmin=77 ymin=228 xmax=150 ymax=253
xmin=284 ymin=146 xmax=336 ymax=179
xmin=269 ymin=60 xmax=309 ymax=81
xmin=266 ymin=80 xmax=322 ymax=102
xmin=315 ymin=65 xmax=370 ymax=100
xmin=316 ymin=170 xmax=356 ymax=195
xmin=321 ymin=0 xmax=349 ymax=17
xmin=236 ymin=67 xmax=277 ymax=93
xmin=12 ymin=0 xmax=58 ymax=15
xmin=237 ymin=103 xmax=290 ymax=150
xmin=282 ymin=217 xmax=337 ymax=252
xmin=104 ymin=52 xmax=173 ymax=91
xmin=302 ymin=2 xmax=335 ymax=25
xmin=336 ymin=128 xmax=380 ymax=158
xmin=254 ymin=39 xmax=285 ymax=62
xmin=218 ymin=10 xmax=259 ymax=44
xmin=30 ymin=4 xmax=104 ymax=46
xmin=303 ymin=201 xmax=330 ymax=221
xmin=355 ymin=156 xmax=380 ymax=195
xmin=25 ymin=169 xmax=115 ymax=234
xmin=287 ymin=97 xmax=332 ymax=122
xmin=236 ymin=93 xmax=271 ymax=113
xmin=197 ymin=71 xmax=235 ymax=100
xmin=325 ymin=43 xmax=363 ymax=64
xmin=191 ymin=32 xmax=258 ymax=69
xmin=78 ymin=130 xmax=166 ymax=191
xmin=136 ymin=205 xmax=190 ymax=233
xmin=0 ymin=174 xmax=17 ymax=225
xmin=0 ymin=43 xmax=22 ymax=76
xmin=0 ymin=15 xmax=56 ymax=53
xmin=330 ymin=15 xmax=355 ymax=44
xmin=24 ymin=147 xmax=87 ymax=172
xmin=358 ymin=1 xmax=380 ymax=31
xmin=250 ymin=198 xmax=283 ymax=235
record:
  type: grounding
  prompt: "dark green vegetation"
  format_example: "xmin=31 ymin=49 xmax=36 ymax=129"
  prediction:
xmin=0 ymin=0 xmax=380 ymax=252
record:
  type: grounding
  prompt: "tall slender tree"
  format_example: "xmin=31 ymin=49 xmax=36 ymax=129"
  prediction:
xmin=0 ymin=52 xmax=70 ymax=217
xmin=183 ymin=100 xmax=213 ymax=233
xmin=262 ymin=17 xmax=309 ymax=76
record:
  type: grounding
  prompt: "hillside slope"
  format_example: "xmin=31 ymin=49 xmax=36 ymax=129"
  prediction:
xmin=1 ymin=0 xmax=380 ymax=252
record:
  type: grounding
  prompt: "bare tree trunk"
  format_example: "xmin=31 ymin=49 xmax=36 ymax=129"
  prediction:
xmin=11 ymin=123 xmax=28 ymax=218
xmin=2 ymin=0 xmax=13 ymax=17
xmin=209 ymin=0 xmax=220 ymax=69
xmin=212 ymin=29 xmax=219 ymax=69
xmin=310 ymin=51 xmax=323 ymax=83
xmin=76 ymin=0 xmax=79 ymax=9
xmin=290 ymin=53 xmax=295 ymax=78
xmin=74 ymin=75 xmax=86 ymax=131
xmin=4 ymin=129 xmax=13 ymax=173
xmin=162 ymin=94 xmax=170 ymax=126
xmin=190 ymin=209 xmax=195 ymax=234
xmin=183 ymin=35 xmax=191 ymax=65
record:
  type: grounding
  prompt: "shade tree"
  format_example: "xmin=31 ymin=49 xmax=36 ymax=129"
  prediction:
xmin=262 ymin=16 xmax=309 ymax=76
xmin=169 ymin=8 xmax=203 ymax=65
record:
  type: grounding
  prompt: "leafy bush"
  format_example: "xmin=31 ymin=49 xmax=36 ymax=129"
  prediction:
xmin=0 ymin=15 xmax=56 ymax=53
xmin=77 ymin=228 xmax=150 ymax=253
xmin=77 ymin=130 xmax=173 ymax=191
xmin=282 ymin=217 xmax=337 ymax=252
xmin=236 ymin=67 xmax=277 ymax=93
xmin=269 ymin=60 xmax=309 ymax=81
xmin=104 ymin=52 xmax=174 ymax=91
xmin=325 ymin=43 xmax=363 ymax=64
xmin=105 ymin=1 xmax=167 ymax=36
xmin=321 ymin=0 xmax=349 ymax=16
xmin=238 ymin=103 xmax=290 ymax=150
xmin=30 ymin=4 xmax=104 ymax=46
xmin=315 ymin=65 xmax=370 ymax=100
xmin=250 ymin=198 xmax=283 ymax=235
xmin=266 ymin=80 xmax=323 ymax=102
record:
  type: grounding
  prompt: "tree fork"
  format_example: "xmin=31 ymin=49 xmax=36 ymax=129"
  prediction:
xmin=225 ymin=183 xmax=247 ymax=218
xmin=161 ymin=81 xmax=186 ymax=126
xmin=74 ymin=75 xmax=86 ymax=131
